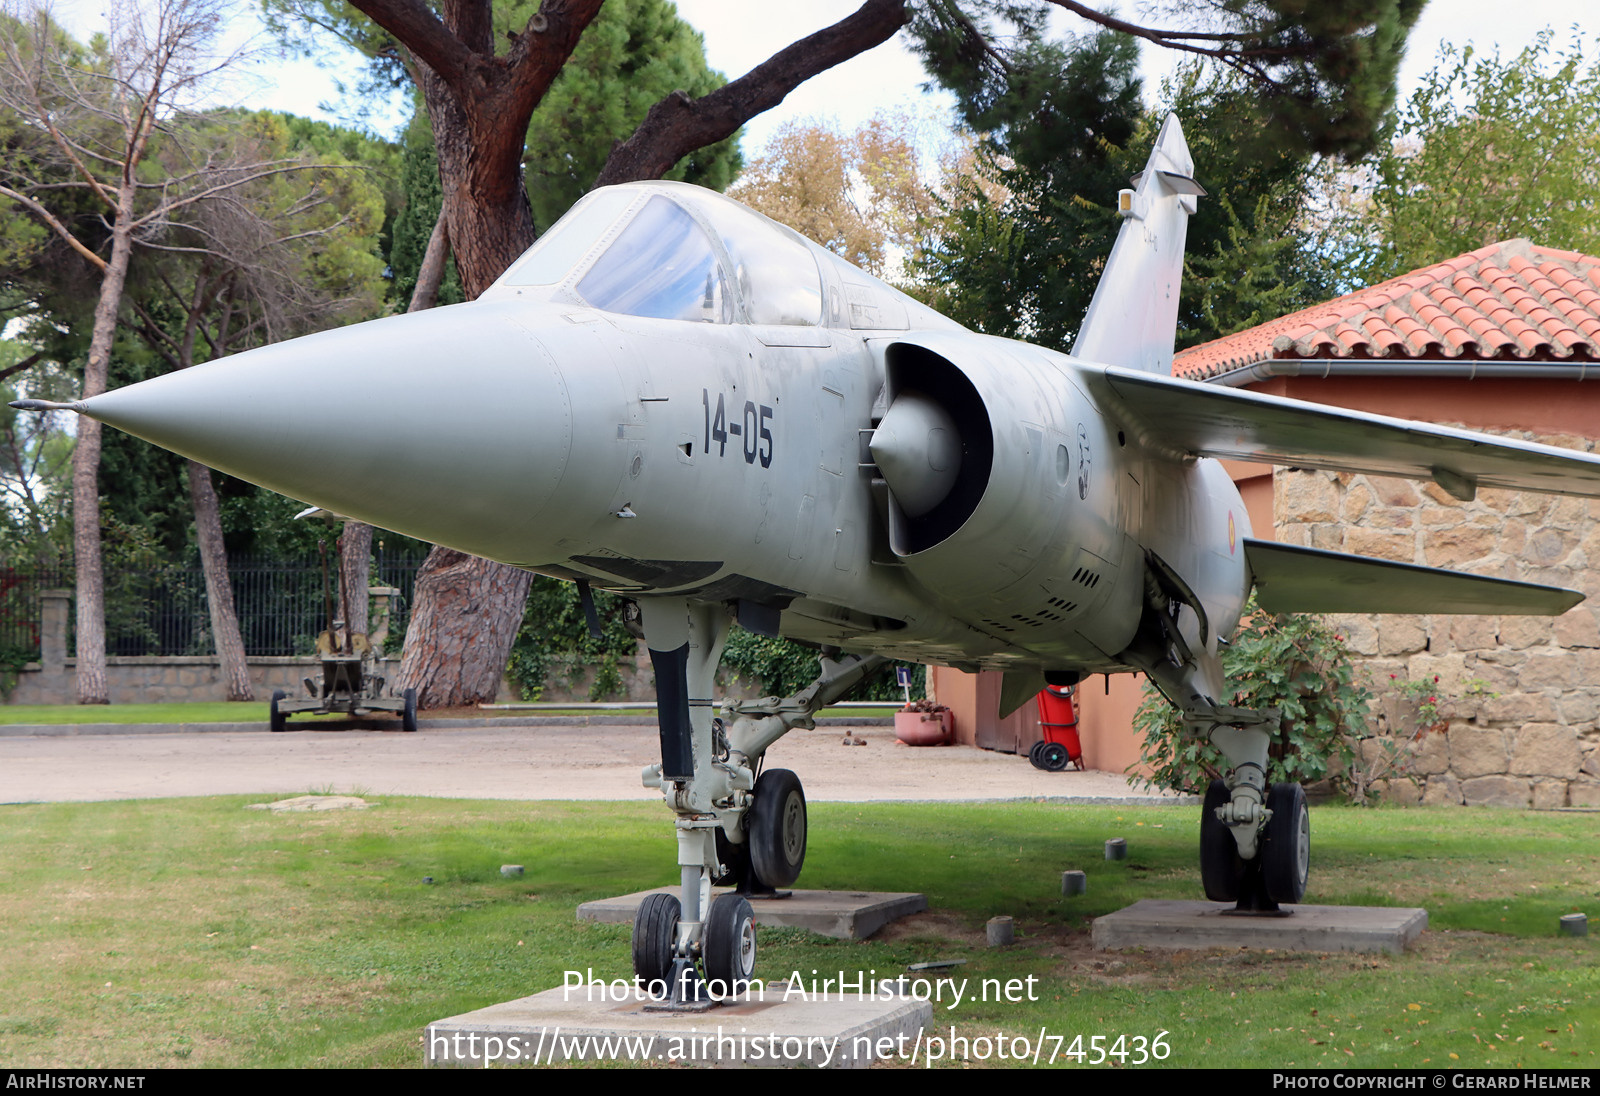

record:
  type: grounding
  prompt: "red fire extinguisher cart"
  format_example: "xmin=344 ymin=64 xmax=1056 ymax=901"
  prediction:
xmin=1029 ymin=684 xmax=1084 ymax=771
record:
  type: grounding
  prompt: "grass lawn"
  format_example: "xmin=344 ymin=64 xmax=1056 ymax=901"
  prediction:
xmin=0 ymin=797 xmax=1594 ymax=1069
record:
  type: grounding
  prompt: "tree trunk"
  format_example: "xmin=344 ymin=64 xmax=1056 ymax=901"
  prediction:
xmin=72 ymin=207 xmax=139 ymax=704
xmin=392 ymin=68 xmax=541 ymax=708
xmin=409 ymin=210 xmax=451 ymax=312
xmin=396 ymin=548 xmax=533 ymax=708
xmin=186 ymin=459 xmax=253 ymax=701
xmin=338 ymin=521 xmax=374 ymax=638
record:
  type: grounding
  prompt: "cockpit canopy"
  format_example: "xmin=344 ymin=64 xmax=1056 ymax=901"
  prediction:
xmin=494 ymin=184 xmax=824 ymax=326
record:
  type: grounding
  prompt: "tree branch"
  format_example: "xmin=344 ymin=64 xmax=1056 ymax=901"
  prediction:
xmin=0 ymin=349 xmax=46 ymax=385
xmin=1045 ymin=0 xmax=1266 ymax=44
xmin=596 ymin=0 xmax=908 ymax=187
xmin=347 ymin=0 xmax=489 ymax=97
xmin=0 ymin=186 xmax=109 ymax=271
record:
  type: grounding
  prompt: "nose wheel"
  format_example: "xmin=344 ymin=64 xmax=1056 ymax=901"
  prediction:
xmin=631 ymin=892 xmax=681 ymax=987
xmin=702 ymin=894 xmax=757 ymax=990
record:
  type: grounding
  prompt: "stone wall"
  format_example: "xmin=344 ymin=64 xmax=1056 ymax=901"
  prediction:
xmin=1273 ymin=436 xmax=1600 ymax=808
xmin=6 ymin=655 xmax=400 ymax=706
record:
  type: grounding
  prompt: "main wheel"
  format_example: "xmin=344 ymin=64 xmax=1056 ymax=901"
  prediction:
xmin=269 ymin=690 xmax=288 ymax=733
xmin=1200 ymin=778 xmax=1246 ymax=902
xmin=631 ymin=892 xmax=680 ymax=987
xmin=702 ymin=894 xmax=756 ymax=992
xmin=401 ymin=687 xmax=418 ymax=733
xmin=749 ymin=768 xmax=806 ymax=888
xmin=1040 ymin=742 xmax=1070 ymax=772
xmin=1262 ymin=782 xmax=1309 ymax=904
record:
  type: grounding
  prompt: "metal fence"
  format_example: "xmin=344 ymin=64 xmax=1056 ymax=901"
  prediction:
xmin=0 ymin=564 xmax=66 ymax=663
xmin=0 ymin=555 xmax=426 ymax=661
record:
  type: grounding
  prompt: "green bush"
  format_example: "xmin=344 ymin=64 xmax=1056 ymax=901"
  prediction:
xmin=506 ymin=578 xmax=639 ymax=701
xmin=720 ymin=630 xmax=924 ymax=701
xmin=1132 ymin=602 xmax=1386 ymax=801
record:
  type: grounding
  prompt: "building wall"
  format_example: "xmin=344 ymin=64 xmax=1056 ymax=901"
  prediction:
xmin=1274 ymin=462 xmax=1600 ymax=807
xmin=1261 ymin=376 xmax=1600 ymax=807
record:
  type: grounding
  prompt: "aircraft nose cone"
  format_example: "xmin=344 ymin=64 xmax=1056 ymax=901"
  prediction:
xmin=77 ymin=301 xmax=573 ymax=561
xmin=870 ymin=391 xmax=962 ymax=518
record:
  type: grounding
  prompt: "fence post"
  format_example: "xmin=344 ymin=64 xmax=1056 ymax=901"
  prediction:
xmin=368 ymin=587 xmax=399 ymax=651
xmin=40 ymin=589 xmax=71 ymax=671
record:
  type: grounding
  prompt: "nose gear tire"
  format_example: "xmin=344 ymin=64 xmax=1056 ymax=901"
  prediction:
xmin=702 ymin=894 xmax=757 ymax=989
xmin=631 ymin=891 xmax=681 ymax=987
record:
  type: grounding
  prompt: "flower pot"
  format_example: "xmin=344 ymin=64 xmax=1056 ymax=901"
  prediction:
xmin=895 ymin=708 xmax=953 ymax=746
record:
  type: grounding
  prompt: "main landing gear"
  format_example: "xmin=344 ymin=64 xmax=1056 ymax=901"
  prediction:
xmin=1124 ymin=560 xmax=1311 ymax=913
xmin=632 ymin=597 xmax=885 ymax=1005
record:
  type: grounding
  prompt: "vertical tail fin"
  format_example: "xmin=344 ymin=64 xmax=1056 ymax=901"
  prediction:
xmin=1070 ymin=114 xmax=1203 ymax=375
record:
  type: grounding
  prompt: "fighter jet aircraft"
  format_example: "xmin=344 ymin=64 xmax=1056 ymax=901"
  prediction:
xmin=17 ymin=115 xmax=1600 ymax=1001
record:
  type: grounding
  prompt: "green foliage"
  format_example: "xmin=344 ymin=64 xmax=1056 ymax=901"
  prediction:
xmin=720 ymin=630 xmax=925 ymax=702
xmin=911 ymin=39 xmax=1345 ymax=350
xmin=1133 ymin=604 xmax=1379 ymax=800
xmin=1183 ymin=193 xmax=1320 ymax=345
xmin=719 ymin=630 xmax=820 ymax=698
xmin=388 ymin=104 xmax=462 ymax=309
xmin=1354 ymin=30 xmax=1600 ymax=283
xmin=0 ymin=363 xmax=73 ymax=564
xmin=911 ymin=28 xmax=1144 ymax=350
xmin=99 ymin=507 xmax=183 ymax=653
xmin=266 ymin=0 xmax=741 ymax=242
xmin=1156 ymin=67 xmax=1344 ymax=347
xmin=518 ymin=0 xmax=740 ymax=232
xmin=505 ymin=578 xmax=639 ymax=701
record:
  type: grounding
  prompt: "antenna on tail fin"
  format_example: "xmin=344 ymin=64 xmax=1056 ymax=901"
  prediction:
xmin=1071 ymin=114 xmax=1204 ymax=375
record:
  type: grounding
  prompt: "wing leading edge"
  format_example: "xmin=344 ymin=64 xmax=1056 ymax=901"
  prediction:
xmin=1245 ymin=539 xmax=1582 ymax=616
xmin=1083 ymin=364 xmax=1600 ymax=501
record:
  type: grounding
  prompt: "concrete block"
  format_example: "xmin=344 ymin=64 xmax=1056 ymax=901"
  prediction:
xmin=1092 ymin=900 xmax=1426 ymax=955
xmin=986 ymin=916 xmax=1014 ymax=947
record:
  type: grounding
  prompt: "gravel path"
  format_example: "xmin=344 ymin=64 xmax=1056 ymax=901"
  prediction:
xmin=0 ymin=721 xmax=1186 ymax=804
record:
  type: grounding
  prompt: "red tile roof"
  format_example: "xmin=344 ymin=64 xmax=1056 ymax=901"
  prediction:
xmin=1173 ymin=239 xmax=1600 ymax=381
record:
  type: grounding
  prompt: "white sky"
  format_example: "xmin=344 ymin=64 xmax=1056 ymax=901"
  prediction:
xmin=36 ymin=0 xmax=1599 ymax=154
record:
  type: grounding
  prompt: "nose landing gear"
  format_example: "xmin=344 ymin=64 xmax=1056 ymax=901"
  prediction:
xmin=632 ymin=596 xmax=885 ymax=1006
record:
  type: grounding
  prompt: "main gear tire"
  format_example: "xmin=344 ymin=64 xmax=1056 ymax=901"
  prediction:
xmin=712 ymin=825 xmax=750 ymax=888
xmin=1200 ymin=778 xmax=1246 ymax=902
xmin=702 ymin=894 xmax=756 ymax=992
xmin=1262 ymin=782 xmax=1310 ymax=904
xmin=748 ymin=768 xmax=806 ymax=888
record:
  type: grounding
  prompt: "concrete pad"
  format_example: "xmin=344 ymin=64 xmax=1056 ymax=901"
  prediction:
xmin=425 ymin=985 xmax=931 ymax=1068
xmin=1091 ymin=899 xmax=1427 ymax=955
xmin=577 ymin=888 xmax=927 ymax=940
